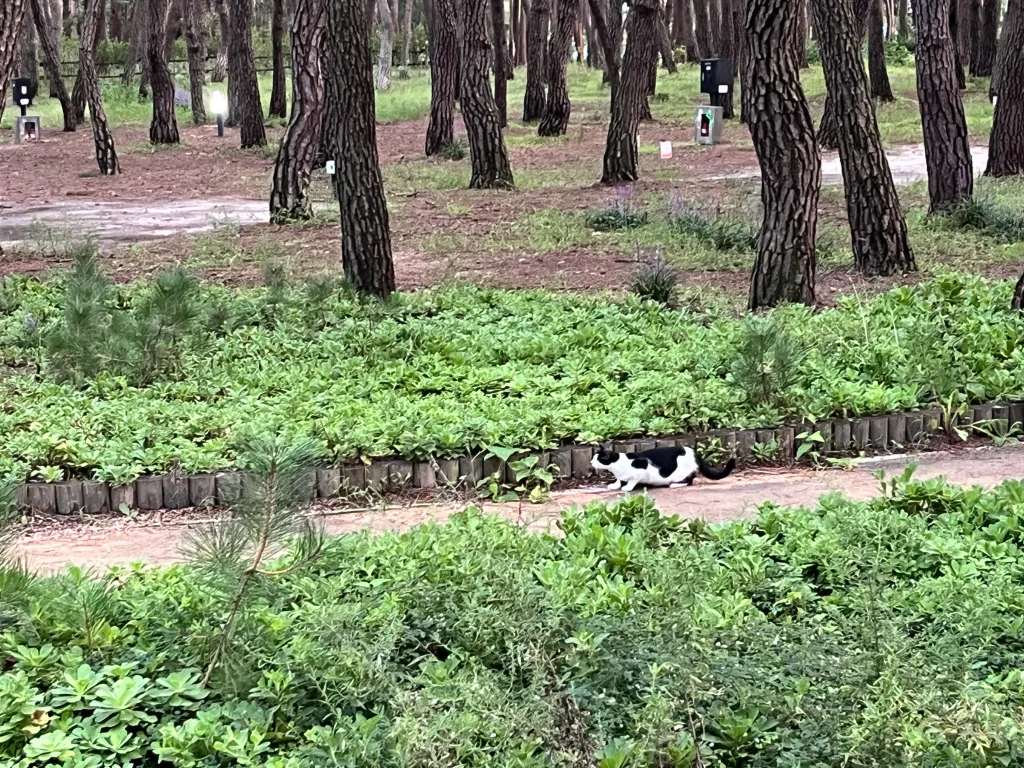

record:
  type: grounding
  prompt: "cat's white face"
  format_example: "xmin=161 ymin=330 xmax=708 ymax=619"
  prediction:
xmin=591 ymin=448 xmax=622 ymax=472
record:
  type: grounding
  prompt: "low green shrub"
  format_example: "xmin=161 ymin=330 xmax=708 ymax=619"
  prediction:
xmin=936 ymin=197 xmax=1024 ymax=243
xmin=4 ymin=475 xmax=1024 ymax=766
xmin=585 ymin=186 xmax=649 ymax=232
xmin=668 ymin=195 xmax=759 ymax=252
xmin=2 ymin=270 xmax=1024 ymax=481
xmin=631 ymin=254 xmax=679 ymax=306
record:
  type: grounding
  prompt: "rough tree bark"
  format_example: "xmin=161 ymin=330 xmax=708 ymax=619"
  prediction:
xmin=270 ymin=0 xmax=324 ymax=221
xmin=375 ymin=0 xmax=395 ymax=90
xmin=229 ymin=0 xmax=267 ymax=147
xmin=121 ymin=0 xmax=144 ymax=88
xmin=957 ymin=0 xmax=977 ymax=61
xmin=182 ymin=0 xmax=207 ymax=124
xmin=400 ymin=0 xmax=414 ymax=75
xmin=707 ymin=0 xmax=722 ymax=54
xmin=868 ymin=0 xmax=894 ymax=100
xmin=212 ymin=0 xmax=229 ymax=81
xmin=949 ymin=0 xmax=966 ymax=88
xmin=746 ymin=0 xmax=821 ymax=309
xmin=523 ymin=0 xmax=548 ymax=121
xmin=674 ymin=0 xmax=700 ymax=59
xmin=323 ymin=0 xmax=396 ymax=297
xmin=30 ymin=0 xmax=75 ymax=130
xmin=492 ymin=0 xmax=508 ymax=126
xmin=462 ymin=0 xmax=515 ymax=185
xmin=899 ymin=0 xmax=909 ymax=34
xmin=0 ymin=0 xmax=28 ymax=125
xmin=588 ymin=0 xmax=620 ymax=95
xmin=657 ymin=12 xmax=678 ymax=72
xmin=720 ymin=0 xmax=735 ymax=117
xmin=81 ymin=0 xmax=119 ymax=174
xmin=818 ymin=0 xmax=867 ymax=147
xmin=268 ymin=0 xmax=288 ymax=116
xmin=797 ymin=0 xmax=809 ymax=66
xmin=424 ymin=0 xmax=458 ymax=153
xmin=733 ymin=0 xmax=747 ymax=122
xmin=149 ymin=0 xmax=180 ymax=144
xmin=984 ymin=0 xmax=1022 ymax=176
xmin=915 ymin=0 xmax=973 ymax=211
xmin=19 ymin=13 xmax=39 ymax=90
xmin=73 ymin=0 xmax=102 ymax=122
xmin=538 ymin=0 xmax=579 ymax=135
xmin=601 ymin=0 xmax=659 ymax=183
xmin=811 ymin=0 xmax=914 ymax=275
xmin=693 ymin=0 xmax=714 ymax=54
xmin=1013 ymin=269 xmax=1024 ymax=310
xmin=970 ymin=0 xmax=999 ymax=76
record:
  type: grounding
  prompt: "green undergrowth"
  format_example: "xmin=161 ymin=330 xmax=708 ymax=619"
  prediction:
xmin=4 ymin=475 xmax=1024 ymax=766
xmin=2 ymin=252 xmax=1024 ymax=481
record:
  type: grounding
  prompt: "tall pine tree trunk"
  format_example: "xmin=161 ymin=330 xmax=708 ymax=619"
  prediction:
xmin=149 ymin=0 xmax=179 ymax=143
xmin=268 ymin=0 xmax=288 ymax=116
xmin=324 ymin=0 xmax=396 ymax=297
xmin=601 ymin=0 xmax=658 ymax=183
xmin=733 ymin=0 xmax=746 ymax=122
xmin=915 ymin=0 xmax=973 ymax=211
xmin=400 ymin=0 xmax=414 ymax=75
xmin=984 ymin=0 xmax=1022 ymax=176
xmin=657 ymin=12 xmax=679 ymax=72
xmin=949 ymin=0 xmax=966 ymax=87
xmin=73 ymin=0 xmax=102 ymax=122
xmin=0 ymin=0 xmax=28 ymax=125
xmin=898 ymin=0 xmax=909 ymax=35
xmin=182 ymin=0 xmax=207 ymax=124
xmin=31 ymin=0 xmax=75 ymax=130
xmin=868 ymin=0 xmax=894 ymax=100
xmin=693 ymin=0 xmax=713 ymax=54
xmin=492 ymin=0 xmax=508 ymax=126
xmin=707 ymin=0 xmax=721 ymax=54
xmin=271 ymin=0 xmax=325 ymax=222
xmin=462 ymin=0 xmax=515 ymax=186
xmin=538 ymin=0 xmax=579 ymax=135
xmin=1012 ymin=269 xmax=1024 ymax=310
xmin=589 ymin=0 xmax=620 ymax=95
xmin=375 ymin=0 xmax=395 ymax=89
xmin=424 ymin=0 xmax=458 ymax=153
xmin=81 ymin=0 xmax=118 ymax=174
xmin=719 ymin=0 xmax=735 ymax=117
xmin=212 ymin=0 xmax=229 ymax=81
xmin=523 ymin=0 xmax=548 ymax=120
xmin=970 ymin=0 xmax=999 ymax=76
xmin=797 ymin=0 xmax=809 ymax=66
xmin=957 ymin=0 xmax=977 ymax=60
xmin=811 ymin=0 xmax=914 ymax=275
xmin=19 ymin=13 xmax=39 ymax=90
xmin=229 ymin=0 xmax=267 ymax=146
xmin=747 ymin=0 xmax=821 ymax=309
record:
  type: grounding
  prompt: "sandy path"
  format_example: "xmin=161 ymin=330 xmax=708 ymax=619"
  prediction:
xmin=12 ymin=444 xmax=1024 ymax=574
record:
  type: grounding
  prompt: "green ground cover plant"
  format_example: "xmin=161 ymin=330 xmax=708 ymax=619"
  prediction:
xmin=1 ymin=250 xmax=1024 ymax=482
xmin=2 ymin=473 xmax=1024 ymax=766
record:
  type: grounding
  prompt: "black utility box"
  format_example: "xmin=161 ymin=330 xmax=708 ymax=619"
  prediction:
xmin=699 ymin=59 xmax=733 ymax=107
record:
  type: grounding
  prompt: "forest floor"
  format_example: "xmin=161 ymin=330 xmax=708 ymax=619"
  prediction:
xmin=12 ymin=443 xmax=1024 ymax=573
xmin=2 ymin=65 xmax=1017 ymax=306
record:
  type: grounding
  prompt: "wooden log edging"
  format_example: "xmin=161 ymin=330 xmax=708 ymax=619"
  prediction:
xmin=13 ymin=401 xmax=1024 ymax=515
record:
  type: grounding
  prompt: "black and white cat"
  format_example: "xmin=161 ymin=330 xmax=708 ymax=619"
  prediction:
xmin=590 ymin=445 xmax=736 ymax=492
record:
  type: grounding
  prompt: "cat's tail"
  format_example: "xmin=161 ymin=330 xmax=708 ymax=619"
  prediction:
xmin=696 ymin=455 xmax=736 ymax=481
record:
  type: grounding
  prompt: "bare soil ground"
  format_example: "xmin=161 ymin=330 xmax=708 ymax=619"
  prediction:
xmin=13 ymin=444 xmax=1024 ymax=573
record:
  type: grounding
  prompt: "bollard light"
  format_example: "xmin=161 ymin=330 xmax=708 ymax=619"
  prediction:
xmin=210 ymin=91 xmax=226 ymax=137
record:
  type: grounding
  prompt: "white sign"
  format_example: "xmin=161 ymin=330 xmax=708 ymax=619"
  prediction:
xmin=659 ymin=141 xmax=673 ymax=159
xmin=718 ymin=85 xmax=729 ymax=94
xmin=325 ymin=160 xmax=336 ymax=175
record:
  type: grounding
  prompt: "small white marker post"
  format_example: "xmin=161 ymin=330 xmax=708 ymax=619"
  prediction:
xmin=325 ymin=160 xmax=336 ymax=175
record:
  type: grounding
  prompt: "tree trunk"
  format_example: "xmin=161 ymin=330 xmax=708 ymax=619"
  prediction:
xmin=693 ymin=0 xmax=713 ymax=54
xmin=323 ymin=0 xmax=395 ymax=297
xmin=492 ymin=0 xmax=508 ymax=126
xmin=797 ymin=0 xmax=809 ymax=66
xmin=719 ymin=0 xmax=735 ymax=116
xmin=811 ymin=0 xmax=915 ymax=276
xmin=949 ymin=0 xmax=966 ymax=87
xmin=677 ymin=0 xmax=700 ymax=59
xmin=601 ymin=0 xmax=658 ymax=183
xmin=957 ymin=0 xmax=976 ymax=60
xmin=733 ymin=0 xmax=746 ymax=121
xmin=229 ymin=0 xmax=267 ymax=146
xmin=271 ymin=0 xmax=324 ymax=222
xmin=375 ymin=0 xmax=395 ymax=89
xmin=149 ymin=0 xmax=179 ymax=144
xmin=657 ymin=13 xmax=679 ymax=71
xmin=707 ymin=0 xmax=722 ymax=54
xmin=1012 ymin=269 xmax=1024 ymax=310
xmin=746 ymin=0 xmax=821 ymax=309
xmin=970 ymin=0 xmax=999 ymax=76
xmin=212 ymin=0 xmax=229 ymax=81
xmin=30 ymin=0 xmax=75 ymax=130
xmin=19 ymin=13 xmax=39 ymax=90
xmin=984 ymin=0 xmax=1022 ymax=176
xmin=523 ymin=0 xmax=548 ymax=120
xmin=0 ymin=0 xmax=28 ymax=125
xmin=73 ymin=0 xmax=102 ymax=122
xmin=121 ymin=0 xmax=144 ymax=87
xmin=81 ymin=0 xmax=118 ymax=174
xmin=868 ymin=0 xmax=894 ymax=100
xmin=425 ymin=0 xmax=457 ymax=153
xmin=400 ymin=0 xmax=414 ymax=74
xmin=268 ymin=0 xmax=288 ymax=116
xmin=898 ymin=0 xmax=909 ymax=35
xmin=589 ymin=0 xmax=620 ymax=94
xmin=915 ymin=0 xmax=973 ymax=211
xmin=182 ymin=0 xmax=207 ymax=124
xmin=462 ymin=0 xmax=515 ymax=186
xmin=539 ymin=0 xmax=579 ymax=135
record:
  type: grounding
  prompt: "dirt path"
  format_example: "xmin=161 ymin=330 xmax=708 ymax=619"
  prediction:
xmin=13 ymin=445 xmax=1024 ymax=573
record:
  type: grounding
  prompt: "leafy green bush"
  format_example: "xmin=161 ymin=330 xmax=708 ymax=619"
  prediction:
xmin=885 ymin=35 xmax=916 ymax=66
xmin=2 ymin=271 xmax=1024 ymax=481
xmin=668 ymin=195 xmax=759 ymax=252
xmin=805 ymin=40 xmax=821 ymax=66
xmin=585 ymin=187 xmax=649 ymax=232
xmin=936 ymin=197 xmax=1024 ymax=243
xmin=438 ymin=137 xmax=469 ymax=161
xmin=4 ymin=476 xmax=1024 ymax=766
